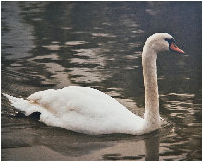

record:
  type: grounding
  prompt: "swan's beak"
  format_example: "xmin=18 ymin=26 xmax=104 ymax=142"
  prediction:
xmin=170 ymin=42 xmax=185 ymax=54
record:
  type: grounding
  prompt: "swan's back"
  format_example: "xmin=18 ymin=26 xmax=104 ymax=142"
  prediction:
xmin=4 ymin=86 xmax=144 ymax=135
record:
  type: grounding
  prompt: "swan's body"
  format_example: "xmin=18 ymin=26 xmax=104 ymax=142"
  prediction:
xmin=3 ymin=33 xmax=184 ymax=135
xmin=3 ymin=87 xmax=145 ymax=135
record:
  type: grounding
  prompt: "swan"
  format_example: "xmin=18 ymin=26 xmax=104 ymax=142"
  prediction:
xmin=3 ymin=33 xmax=185 ymax=135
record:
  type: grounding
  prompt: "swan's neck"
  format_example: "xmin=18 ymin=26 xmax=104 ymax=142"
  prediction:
xmin=142 ymin=47 xmax=161 ymax=130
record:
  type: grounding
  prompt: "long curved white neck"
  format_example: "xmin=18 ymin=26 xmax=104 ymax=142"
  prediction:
xmin=142 ymin=45 xmax=161 ymax=129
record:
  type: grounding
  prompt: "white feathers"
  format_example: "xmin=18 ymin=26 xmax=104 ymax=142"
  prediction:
xmin=3 ymin=87 xmax=144 ymax=135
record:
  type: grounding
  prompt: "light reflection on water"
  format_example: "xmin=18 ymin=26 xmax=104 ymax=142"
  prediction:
xmin=1 ymin=1 xmax=202 ymax=161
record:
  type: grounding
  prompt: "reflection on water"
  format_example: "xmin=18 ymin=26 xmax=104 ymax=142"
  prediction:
xmin=2 ymin=116 xmax=163 ymax=161
xmin=1 ymin=1 xmax=202 ymax=161
xmin=1 ymin=2 xmax=34 ymax=60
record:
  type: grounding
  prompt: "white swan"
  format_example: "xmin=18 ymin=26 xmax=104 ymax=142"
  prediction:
xmin=3 ymin=33 xmax=185 ymax=135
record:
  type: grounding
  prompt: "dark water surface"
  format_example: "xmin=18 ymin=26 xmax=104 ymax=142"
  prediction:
xmin=1 ymin=2 xmax=202 ymax=161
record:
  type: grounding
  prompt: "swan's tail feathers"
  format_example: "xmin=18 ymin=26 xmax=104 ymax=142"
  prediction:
xmin=3 ymin=93 xmax=21 ymax=103
xmin=2 ymin=93 xmax=41 ymax=116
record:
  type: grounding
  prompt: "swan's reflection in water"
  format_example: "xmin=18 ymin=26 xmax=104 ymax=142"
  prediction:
xmin=145 ymin=133 xmax=160 ymax=161
xmin=2 ymin=116 xmax=162 ymax=161
xmin=101 ymin=132 xmax=160 ymax=161
xmin=38 ymin=127 xmax=161 ymax=161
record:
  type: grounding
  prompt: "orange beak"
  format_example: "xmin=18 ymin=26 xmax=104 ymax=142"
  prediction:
xmin=170 ymin=42 xmax=185 ymax=54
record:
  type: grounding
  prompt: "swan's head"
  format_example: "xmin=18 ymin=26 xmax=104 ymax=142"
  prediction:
xmin=144 ymin=33 xmax=185 ymax=54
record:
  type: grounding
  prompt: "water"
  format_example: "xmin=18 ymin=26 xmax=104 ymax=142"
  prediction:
xmin=1 ymin=2 xmax=202 ymax=160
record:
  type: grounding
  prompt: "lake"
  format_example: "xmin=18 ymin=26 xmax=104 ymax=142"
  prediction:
xmin=1 ymin=1 xmax=202 ymax=160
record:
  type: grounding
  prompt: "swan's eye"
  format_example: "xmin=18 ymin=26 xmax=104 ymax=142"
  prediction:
xmin=164 ymin=38 xmax=175 ymax=43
